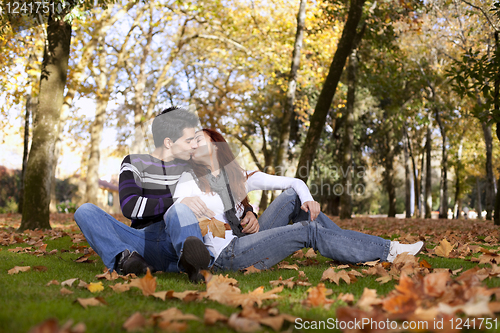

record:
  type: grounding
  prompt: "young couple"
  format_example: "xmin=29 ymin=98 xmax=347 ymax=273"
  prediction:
xmin=74 ymin=107 xmax=423 ymax=283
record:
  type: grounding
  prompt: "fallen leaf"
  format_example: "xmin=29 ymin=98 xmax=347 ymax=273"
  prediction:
xmin=303 ymin=283 xmax=333 ymax=308
xmin=337 ymin=293 xmax=355 ymax=303
xmin=123 ymin=312 xmax=147 ymax=332
xmin=95 ymin=269 xmax=119 ymax=281
xmin=109 ymin=282 xmax=132 ymax=293
xmin=228 ymin=313 xmax=261 ymax=332
xmin=435 ymin=239 xmax=454 ymax=258
xmin=198 ymin=217 xmax=227 ymax=239
xmin=60 ymin=287 xmax=74 ymax=295
xmin=360 ymin=260 xmax=380 ymax=266
xmin=129 ymin=268 xmax=156 ymax=296
xmin=8 ymin=266 xmax=31 ymax=274
xmin=154 ymin=307 xmax=200 ymax=322
xmin=46 ymin=280 xmax=59 ymax=286
xmin=304 ymin=248 xmax=317 ymax=258
xmin=356 ymin=288 xmax=382 ymax=311
xmin=76 ymin=297 xmax=107 ymax=309
xmin=277 ymin=262 xmax=298 ymax=270
xmin=204 ymin=308 xmax=228 ymax=325
xmin=292 ymin=250 xmax=304 ymax=258
xmin=242 ymin=266 xmax=261 ymax=275
xmin=87 ymin=282 xmax=104 ymax=293
xmin=61 ymin=278 xmax=78 ymax=287
xmin=320 ymin=268 xmax=351 ymax=285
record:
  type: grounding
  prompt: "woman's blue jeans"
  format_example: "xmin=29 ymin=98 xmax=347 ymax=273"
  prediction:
xmin=74 ymin=203 xmax=208 ymax=273
xmin=213 ymin=188 xmax=391 ymax=271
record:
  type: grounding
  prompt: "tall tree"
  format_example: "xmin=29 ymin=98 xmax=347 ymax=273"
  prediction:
xmin=275 ymin=0 xmax=307 ymax=173
xmin=19 ymin=0 xmax=118 ymax=231
xmin=20 ymin=8 xmax=72 ymax=231
xmin=295 ymin=0 xmax=366 ymax=183
xmin=339 ymin=49 xmax=357 ymax=219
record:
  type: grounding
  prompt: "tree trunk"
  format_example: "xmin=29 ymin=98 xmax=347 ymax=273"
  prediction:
xmin=407 ymin=131 xmax=420 ymax=217
xmin=85 ymin=37 xmax=112 ymax=204
xmin=435 ymin=109 xmax=448 ymax=219
xmin=275 ymin=0 xmax=307 ymax=171
xmin=494 ymin=31 xmax=500 ymax=225
xmin=384 ymin=135 xmax=397 ymax=218
xmin=419 ymin=147 xmax=425 ymax=218
xmin=481 ymin=121 xmax=495 ymax=220
xmin=404 ymin=128 xmax=412 ymax=218
xmin=453 ymin=138 xmax=463 ymax=219
xmin=295 ymin=0 xmax=366 ymax=182
xmin=259 ymin=190 xmax=269 ymax=213
xmin=340 ymin=49 xmax=357 ymax=219
xmin=19 ymin=97 xmax=34 ymax=214
xmin=20 ymin=14 xmax=72 ymax=231
xmin=425 ymin=122 xmax=432 ymax=219
xmin=476 ymin=177 xmax=483 ymax=220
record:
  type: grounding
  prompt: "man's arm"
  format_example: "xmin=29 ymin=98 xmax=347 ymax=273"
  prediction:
xmin=119 ymin=155 xmax=176 ymax=221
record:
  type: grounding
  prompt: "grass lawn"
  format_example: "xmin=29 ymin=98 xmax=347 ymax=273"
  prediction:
xmin=1 ymin=214 xmax=500 ymax=332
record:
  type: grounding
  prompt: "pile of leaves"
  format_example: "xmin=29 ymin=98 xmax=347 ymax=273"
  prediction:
xmin=2 ymin=214 xmax=500 ymax=332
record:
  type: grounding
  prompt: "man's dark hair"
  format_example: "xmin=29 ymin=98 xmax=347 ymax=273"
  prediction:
xmin=152 ymin=107 xmax=199 ymax=147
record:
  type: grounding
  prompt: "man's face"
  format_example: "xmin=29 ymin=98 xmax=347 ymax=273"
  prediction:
xmin=170 ymin=127 xmax=196 ymax=160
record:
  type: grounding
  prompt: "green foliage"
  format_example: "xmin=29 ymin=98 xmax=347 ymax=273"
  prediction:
xmin=56 ymin=201 xmax=77 ymax=213
xmin=0 ymin=167 xmax=21 ymax=209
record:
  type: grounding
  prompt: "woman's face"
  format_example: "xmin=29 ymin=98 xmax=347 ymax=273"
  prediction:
xmin=191 ymin=131 xmax=215 ymax=162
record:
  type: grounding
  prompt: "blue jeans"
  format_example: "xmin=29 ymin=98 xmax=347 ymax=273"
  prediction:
xmin=74 ymin=203 xmax=212 ymax=272
xmin=212 ymin=189 xmax=391 ymax=271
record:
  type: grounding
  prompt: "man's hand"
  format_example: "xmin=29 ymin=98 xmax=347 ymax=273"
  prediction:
xmin=180 ymin=197 xmax=215 ymax=218
xmin=241 ymin=211 xmax=259 ymax=234
xmin=301 ymin=200 xmax=321 ymax=221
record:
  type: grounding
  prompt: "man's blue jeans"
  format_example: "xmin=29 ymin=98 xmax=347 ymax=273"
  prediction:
xmin=213 ymin=188 xmax=391 ymax=271
xmin=74 ymin=203 xmax=210 ymax=272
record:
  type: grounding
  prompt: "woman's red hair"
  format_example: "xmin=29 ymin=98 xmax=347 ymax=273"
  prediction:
xmin=190 ymin=129 xmax=255 ymax=209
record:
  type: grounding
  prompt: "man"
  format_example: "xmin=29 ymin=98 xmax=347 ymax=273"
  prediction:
xmin=74 ymin=107 xmax=258 ymax=282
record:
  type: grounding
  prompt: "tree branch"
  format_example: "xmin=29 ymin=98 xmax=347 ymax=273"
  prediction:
xmin=461 ymin=0 xmax=498 ymax=31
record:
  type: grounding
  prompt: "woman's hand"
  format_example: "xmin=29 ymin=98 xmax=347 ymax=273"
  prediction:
xmin=301 ymin=200 xmax=321 ymax=221
xmin=180 ymin=197 xmax=215 ymax=218
xmin=241 ymin=211 xmax=260 ymax=234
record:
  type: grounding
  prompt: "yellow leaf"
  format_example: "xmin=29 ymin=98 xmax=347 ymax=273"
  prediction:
xmin=87 ymin=282 xmax=104 ymax=293
xmin=435 ymin=239 xmax=454 ymax=258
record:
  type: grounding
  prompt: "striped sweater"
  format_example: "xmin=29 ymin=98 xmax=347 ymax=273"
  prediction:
xmin=119 ymin=154 xmax=190 ymax=229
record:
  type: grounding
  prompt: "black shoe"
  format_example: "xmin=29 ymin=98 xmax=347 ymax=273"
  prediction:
xmin=179 ymin=236 xmax=210 ymax=283
xmin=117 ymin=249 xmax=155 ymax=275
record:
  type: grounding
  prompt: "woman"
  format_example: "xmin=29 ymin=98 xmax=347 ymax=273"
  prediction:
xmin=172 ymin=129 xmax=423 ymax=272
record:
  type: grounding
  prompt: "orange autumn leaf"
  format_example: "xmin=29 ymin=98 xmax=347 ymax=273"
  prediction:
xmin=95 ymin=269 xmax=119 ymax=281
xmin=303 ymin=283 xmax=333 ymax=308
xmin=123 ymin=312 xmax=147 ymax=332
xmin=423 ymin=271 xmax=450 ymax=297
xmin=242 ymin=266 xmax=261 ymax=275
xmin=304 ymin=248 xmax=317 ymax=258
xmin=320 ymin=268 xmax=351 ymax=285
xmin=198 ymin=217 xmax=226 ymax=238
xmin=109 ymin=282 xmax=132 ymax=293
xmin=204 ymin=308 xmax=228 ymax=325
xmin=356 ymin=288 xmax=382 ymax=311
xmin=227 ymin=313 xmax=261 ymax=333
xmin=76 ymin=297 xmax=107 ymax=309
xmin=129 ymin=268 xmax=156 ymax=296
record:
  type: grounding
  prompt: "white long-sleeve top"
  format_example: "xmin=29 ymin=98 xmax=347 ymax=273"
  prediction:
xmin=172 ymin=170 xmax=314 ymax=260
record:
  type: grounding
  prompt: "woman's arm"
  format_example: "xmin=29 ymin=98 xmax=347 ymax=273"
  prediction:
xmin=245 ymin=171 xmax=314 ymax=204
